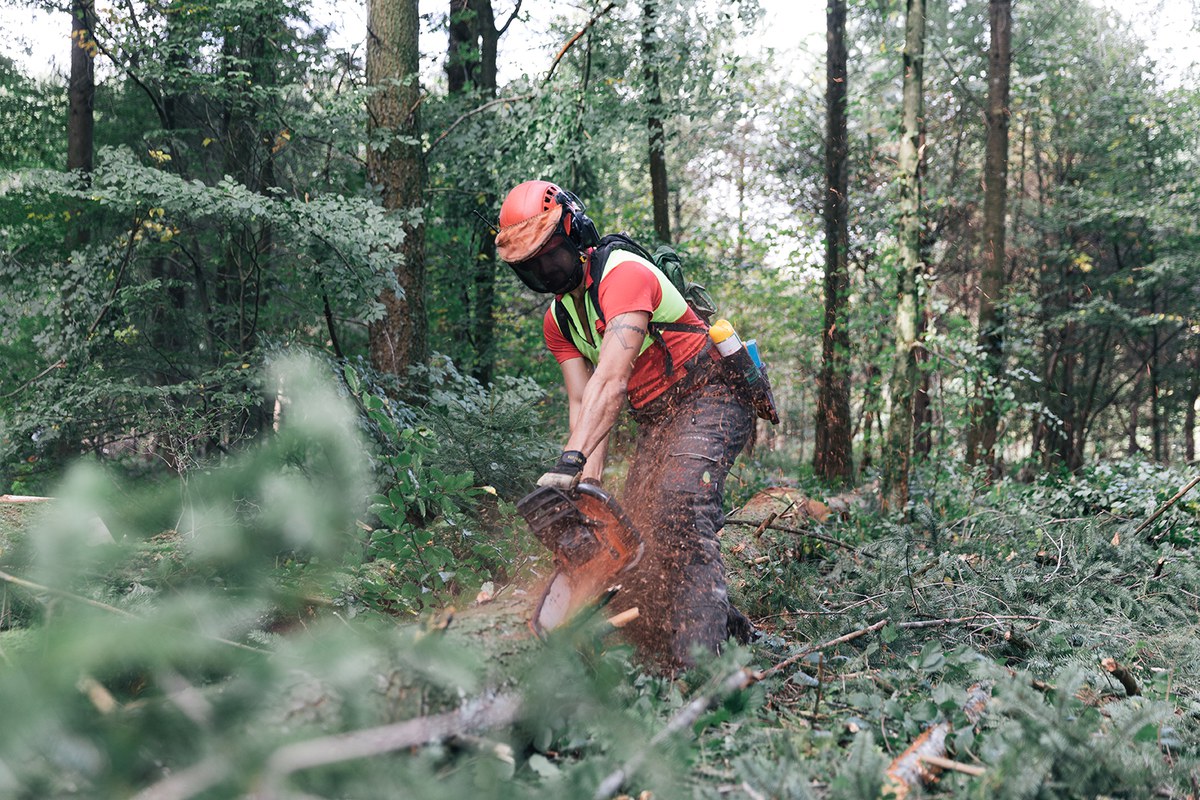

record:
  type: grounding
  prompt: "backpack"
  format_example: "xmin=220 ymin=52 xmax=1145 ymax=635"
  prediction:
xmin=551 ymin=233 xmax=716 ymax=375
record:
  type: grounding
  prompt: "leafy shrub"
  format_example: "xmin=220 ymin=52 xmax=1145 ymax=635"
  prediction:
xmin=339 ymin=359 xmax=549 ymax=616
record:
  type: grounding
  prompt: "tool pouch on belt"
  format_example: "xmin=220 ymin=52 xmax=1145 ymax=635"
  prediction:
xmin=719 ymin=354 xmax=780 ymax=425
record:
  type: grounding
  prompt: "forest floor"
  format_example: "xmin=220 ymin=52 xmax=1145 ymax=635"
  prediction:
xmin=1 ymin=462 xmax=1199 ymax=798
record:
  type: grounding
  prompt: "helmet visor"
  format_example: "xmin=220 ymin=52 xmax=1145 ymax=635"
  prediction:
xmin=496 ymin=206 xmax=562 ymax=263
xmin=509 ymin=236 xmax=584 ymax=295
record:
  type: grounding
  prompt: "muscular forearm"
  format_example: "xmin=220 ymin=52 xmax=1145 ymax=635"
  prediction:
xmin=556 ymin=310 xmax=647 ymax=480
xmin=565 ymin=371 xmax=627 ymax=459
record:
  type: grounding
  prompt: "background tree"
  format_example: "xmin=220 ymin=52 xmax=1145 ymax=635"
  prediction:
xmin=66 ymin=0 xmax=94 ymax=178
xmin=966 ymin=0 xmax=1012 ymax=475
xmin=367 ymin=0 xmax=428 ymax=379
xmin=643 ymin=0 xmax=671 ymax=244
xmin=813 ymin=0 xmax=853 ymax=484
xmin=881 ymin=0 xmax=926 ymax=511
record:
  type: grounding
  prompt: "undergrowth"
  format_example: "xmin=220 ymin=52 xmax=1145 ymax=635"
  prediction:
xmin=0 ymin=356 xmax=1197 ymax=798
xmin=714 ymin=460 xmax=1200 ymax=799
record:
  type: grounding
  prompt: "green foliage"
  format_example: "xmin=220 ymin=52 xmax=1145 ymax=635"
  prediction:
xmin=2 ymin=0 xmax=1200 ymax=795
xmin=413 ymin=355 xmax=556 ymax=501
xmin=337 ymin=357 xmax=549 ymax=616
xmin=713 ymin=456 xmax=1200 ymax=798
xmin=0 ymin=57 xmax=62 ymax=169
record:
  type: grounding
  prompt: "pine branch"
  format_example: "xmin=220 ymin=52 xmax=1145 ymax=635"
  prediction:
xmin=0 ymin=568 xmax=269 ymax=655
xmin=885 ymin=682 xmax=992 ymax=799
xmin=723 ymin=517 xmax=869 ymax=557
xmin=1136 ymin=473 xmax=1200 ymax=538
xmin=593 ymin=618 xmax=890 ymax=799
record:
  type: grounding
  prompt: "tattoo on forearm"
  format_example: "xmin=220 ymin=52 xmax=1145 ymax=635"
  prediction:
xmin=607 ymin=321 xmax=647 ymax=349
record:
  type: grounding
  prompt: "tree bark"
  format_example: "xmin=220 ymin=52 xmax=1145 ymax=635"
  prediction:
xmin=913 ymin=326 xmax=933 ymax=460
xmin=967 ymin=0 xmax=1012 ymax=476
xmin=643 ymin=0 xmax=671 ymax=244
xmin=445 ymin=0 xmax=504 ymax=385
xmin=67 ymin=0 xmax=95 ymax=177
xmin=1186 ymin=351 xmax=1198 ymax=463
xmin=1149 ymin=290 xmax=1165 ymax=463
xmin=881 ymin=0 xmax=926 ymax=512
xmin=367 ymin=0 xmax=429 ymax=378
xmin=66 ymin=0 xmax=96 ymax=261
xmin=813 ymin=0 xmax=853 ymax=485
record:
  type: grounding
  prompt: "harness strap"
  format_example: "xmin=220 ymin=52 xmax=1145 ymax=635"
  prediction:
xmin=553 ymin=234 xmax=708 ymax=376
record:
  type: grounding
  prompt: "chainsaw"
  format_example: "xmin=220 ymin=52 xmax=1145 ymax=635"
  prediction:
xmin=517 ymin=482 xmax=644 ymax=636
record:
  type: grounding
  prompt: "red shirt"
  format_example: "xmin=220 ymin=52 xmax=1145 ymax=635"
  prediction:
xmin=542 ymin=257 xmax=709 ymax=408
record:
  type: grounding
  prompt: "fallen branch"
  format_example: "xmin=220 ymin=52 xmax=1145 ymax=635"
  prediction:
xmin=723 ymin=517 xmax=870 ymax=558
xmin=919 ymin=754 xmax=986 ymax=777
xmin=593 ymin=618 xmax=890 ymax=799
xmin=1136 ymin=473 xmax=1200 ymax=539
xmin=885 ymin=682 xmax=991 ymax=799
xmin=0 ymin=568 xmax=269 ymax=655
xmin=757 ymin=618 xmax=890 ymax=682
xmin=131 ymin=755 xmax=231 ymax=800
xmin=544 ymin=2 xmax=616 ymax=84
xmin=592 ymin=667 xmax=757 ymax=800
xmin=751 ymin=510 xmax=781 ymax=538
xmin=258 ymin=690 xmax=522 ymax=797
xmin=896 ymin=613 xmax=1053 ymax=631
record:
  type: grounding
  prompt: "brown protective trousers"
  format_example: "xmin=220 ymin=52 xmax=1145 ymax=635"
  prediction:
xmin=610 ymin=368 xmax=754 ymax=671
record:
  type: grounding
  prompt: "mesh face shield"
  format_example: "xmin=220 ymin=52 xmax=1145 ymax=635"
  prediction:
xmin=508 ymin=235 xmax=585 ymax=295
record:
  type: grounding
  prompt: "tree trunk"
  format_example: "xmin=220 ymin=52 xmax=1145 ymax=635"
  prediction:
xmin=881 ymin=0 xmax=926 ymax=512
xmin=813 ymin=0 xmax=853 ymax=485
xmin=966 ymin=0 xmax=1012 ymax=476
xmin=1127 ymin=387 xmax=1141 ymax=457
xmin=1149 ymin=291 xmax=1165 ymax=463
xmin=643 ymin=0 xmax=671 ymax=244
xmin=913 ymin=339 xmax=932 ymax=460
xmin=67 ymin=0 xmax=95 ymax=178
xmin=1185 ymin=351 xmax=1198 ymax=463
xmin=446 ymin=0 xmax=478 ymax=93
xmin=469 ymin=0 xmax=500 ymax=386
xmin=66 ymin=0 xmax=96 ymax=262
xmin=860 ymin=361 xmax=880 ymax=471
xmin=367 ymin=0 xmax=429 ymax=378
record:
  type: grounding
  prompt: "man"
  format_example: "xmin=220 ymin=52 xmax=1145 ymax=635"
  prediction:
xmin=495 ymin=179 xmax=754 ymax=669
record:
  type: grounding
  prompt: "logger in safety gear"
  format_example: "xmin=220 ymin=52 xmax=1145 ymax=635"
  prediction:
xmin=495 ymin=179 xmax=755 ymax=671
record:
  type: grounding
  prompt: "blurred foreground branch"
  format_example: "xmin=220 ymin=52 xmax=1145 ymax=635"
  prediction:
xmin=256 ymin=690 xmax=523 ymax=797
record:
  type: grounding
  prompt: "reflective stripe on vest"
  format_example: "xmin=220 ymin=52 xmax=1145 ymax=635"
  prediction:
xmin=552 ymin=249 xmax=691 ymax=365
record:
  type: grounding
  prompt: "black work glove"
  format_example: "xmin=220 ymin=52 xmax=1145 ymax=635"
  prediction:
xmin=536 ymin=450 xmax=587 ymax=490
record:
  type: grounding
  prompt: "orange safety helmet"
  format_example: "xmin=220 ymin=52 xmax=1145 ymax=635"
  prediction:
xmin=498 ymin=180 xmax=599 ymax=250
xmin=499 ymin=180 xmax=563 ymax=229
xmin=496 ymin=180 xmax=599 ymax=294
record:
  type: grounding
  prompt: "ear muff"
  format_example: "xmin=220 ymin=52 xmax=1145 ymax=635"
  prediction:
xmin=555 ymin=190 xmax=600 ymax=249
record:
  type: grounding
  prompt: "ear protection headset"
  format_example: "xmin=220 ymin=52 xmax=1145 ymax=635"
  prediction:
xmin=555 ymin=189 xmax=600 ymax=250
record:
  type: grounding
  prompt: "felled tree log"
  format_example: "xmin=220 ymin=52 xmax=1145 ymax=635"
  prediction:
xmin=885 ymin=682 xmax=991 ymax=798
xmin=720 ymin=484 xmax=876 ymax=617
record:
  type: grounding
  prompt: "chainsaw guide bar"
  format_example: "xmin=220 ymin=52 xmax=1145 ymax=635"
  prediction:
xmin=517 ymin=484 xmax=644 ymax=636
